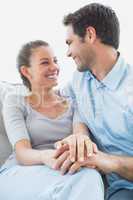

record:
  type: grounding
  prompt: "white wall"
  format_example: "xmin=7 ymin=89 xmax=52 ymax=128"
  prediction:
xmin=0 ymin=0 xmax=132 ymax=87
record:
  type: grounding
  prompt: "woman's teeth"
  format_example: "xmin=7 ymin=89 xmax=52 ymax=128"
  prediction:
xmin=47 ymin=75 xmax=57 ymax=79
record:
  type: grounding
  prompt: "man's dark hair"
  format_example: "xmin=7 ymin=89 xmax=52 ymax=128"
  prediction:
xmin=63 ymin=3 xmax=120 ymax=49
xmin=17 ymin=40 xmax=49 ymax=91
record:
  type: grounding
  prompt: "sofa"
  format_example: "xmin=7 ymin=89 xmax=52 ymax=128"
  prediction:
xmin=0 ymin=81 xmax=28 ymax=166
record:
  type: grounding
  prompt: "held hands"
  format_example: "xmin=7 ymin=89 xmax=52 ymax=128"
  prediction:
xmin=55 ymin=135 xmax=98 ymax=162
xmin=40 ymin=148 xmax=117 ymax=175
xmin=53 ymin=135 xmax=98 ymax=174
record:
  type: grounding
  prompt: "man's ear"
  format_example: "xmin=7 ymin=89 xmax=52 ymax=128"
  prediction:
xmin=20 ymin=66 xmax=32 ymax=81
xmin=86 ymin=26 xmax=97 ymax=44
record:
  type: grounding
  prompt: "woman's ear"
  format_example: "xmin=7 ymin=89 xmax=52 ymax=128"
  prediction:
xmin=20 ymin=66 xmax=32 ymax=81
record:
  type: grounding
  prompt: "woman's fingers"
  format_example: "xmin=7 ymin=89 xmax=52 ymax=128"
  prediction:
xmin=54 ymin=135 xmax=98 ymax=164
xmin=68 ymin=162 xmax=81 ymax=174
xmin=60 ymin=157 xmax=73 ymax=175
xmin=54 ymin=140 xmax=65 ymax=149
xmin=53 ymin=151 xmax=69 ymax=170
xmin=54 ymin=144 xmax=69 ymax=158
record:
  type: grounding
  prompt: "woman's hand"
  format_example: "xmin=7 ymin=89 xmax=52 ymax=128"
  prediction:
xmin=40 ymin=149 xmax=71 ymax=173
xmin=40 ymin=149 xmax=57 ymax=169
xmin=55 ymin=135 xmax=98 ymax=162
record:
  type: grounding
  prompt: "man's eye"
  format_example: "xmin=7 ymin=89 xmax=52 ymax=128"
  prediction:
xmin=54 ymin=59 xmax=58 ymax=64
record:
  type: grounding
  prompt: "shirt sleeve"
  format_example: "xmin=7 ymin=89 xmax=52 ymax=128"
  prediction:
xmin=2 ymin=94 xmax=30 ymax=148
xmin=60 ymin=81 xmax=86 ymax=124
xmin=59 ymin=81 xmax=76 ymax=99
xmin=72 ymin=100 xmax=86 ymax=124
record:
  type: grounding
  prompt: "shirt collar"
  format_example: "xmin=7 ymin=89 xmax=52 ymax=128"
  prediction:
xmin=102 ymin=54 xmax=127 ymax=90
xmin=85 ymin=53 xmax=127 ymax=91
xmin=84 ymin=70 xmax=94 ymax=81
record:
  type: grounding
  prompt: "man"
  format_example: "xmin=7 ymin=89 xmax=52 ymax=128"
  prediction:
xmin=56 ymin=3 xmax=133 ymax=200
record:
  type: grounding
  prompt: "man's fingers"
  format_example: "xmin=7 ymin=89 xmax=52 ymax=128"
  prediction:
xmin=53 ymin=151 xmax=69 ymax=170
xmin=85 ymin=139 xmax=93 ymax=157
xmin=92 ymin=143 xmax=98 ymax=153
xmin=77 ymin=136 xmax=85 ymax=162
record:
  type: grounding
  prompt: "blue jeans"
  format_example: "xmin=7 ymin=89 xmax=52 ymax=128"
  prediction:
xmin=0 ymin=165 xmax=104 ymax=200
xmin=108 ymin=189 xmax=133 ymax=200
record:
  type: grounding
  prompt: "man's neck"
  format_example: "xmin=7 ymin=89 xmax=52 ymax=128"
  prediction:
xmin=90 ymin=47 xmax=118 ymax=81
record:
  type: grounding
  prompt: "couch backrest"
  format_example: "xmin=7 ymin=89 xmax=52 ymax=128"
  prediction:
xmin=0 ymin=81 xmax=28 ymax=166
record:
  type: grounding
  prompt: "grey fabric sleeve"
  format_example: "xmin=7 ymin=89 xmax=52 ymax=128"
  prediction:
xmin=2 ymin=94 xmax=30 ymax=148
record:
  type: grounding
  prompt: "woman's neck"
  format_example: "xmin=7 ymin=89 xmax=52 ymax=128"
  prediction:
xmin=27 ymin=87 xmax=60 ymax=108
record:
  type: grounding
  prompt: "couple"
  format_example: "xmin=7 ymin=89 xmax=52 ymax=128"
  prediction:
xmin=0 ymin=3 xmax=133 ymax=200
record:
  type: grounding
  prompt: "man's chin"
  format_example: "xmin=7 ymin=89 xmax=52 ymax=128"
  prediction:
xmin=77 ymin=65 xmax=88 ymax=72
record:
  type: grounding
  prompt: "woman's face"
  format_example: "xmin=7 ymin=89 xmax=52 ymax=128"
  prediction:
xmin=24 ymin=46 xmax=60 ymax=90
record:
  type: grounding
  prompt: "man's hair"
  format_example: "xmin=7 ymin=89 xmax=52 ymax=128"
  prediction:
xmin=17 ymin=40 xmax=49 ymax=91
xmin=63 ymin=3 xmax=120 ymax=49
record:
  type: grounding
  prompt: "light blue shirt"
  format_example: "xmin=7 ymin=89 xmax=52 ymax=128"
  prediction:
xmin=62 ymin=54 xmax=133 ymax=197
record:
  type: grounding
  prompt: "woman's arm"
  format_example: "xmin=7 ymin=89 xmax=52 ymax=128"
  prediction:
xmin=15 ymin=139 xmax=43 ymax=165
xmin=15 ymin=138 xmax=70 ymax=171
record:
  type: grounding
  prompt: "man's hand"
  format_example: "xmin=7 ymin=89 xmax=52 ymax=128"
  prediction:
xmin=84 ymin=151 xmax=118 ymax=174
xmin=55 ymin=135 xmax=98 ymax=162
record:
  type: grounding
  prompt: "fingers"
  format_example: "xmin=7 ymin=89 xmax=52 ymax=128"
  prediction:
xmin=69 ymin=135 xmax=76 ymax=162
xmin=53 ymin=151 xmax=69 ymax=170
xmin=85 ymin=139 xmax=93 ymax=157
xmin=54 ymin=140 xmax=64 ymax=149
xmin=60 ymin=157 xmax=73 ymax=175
xmin=68 ymin=162 xmax=81 ymax=174
xmin=54 ymin=144 xmax=69 ymax=158
xmin=92 ymin=142 xmax=98 ymax=153
xmin=77 ymin=135 xmax=85 ymax=162
xmin=56 ymin=135 xmax=77 ymax=162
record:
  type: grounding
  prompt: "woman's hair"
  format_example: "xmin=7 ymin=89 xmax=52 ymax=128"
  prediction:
xmin=17 ymin=40 xmax=49 ymax=91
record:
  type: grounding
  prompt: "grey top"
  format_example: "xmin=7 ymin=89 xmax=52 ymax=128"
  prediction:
xmin=1 ymin=93 xmax=80 ymax=169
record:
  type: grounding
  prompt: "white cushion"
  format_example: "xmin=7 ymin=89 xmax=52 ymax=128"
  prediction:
xmin=0 ymin=81 xmax=28 ymax=166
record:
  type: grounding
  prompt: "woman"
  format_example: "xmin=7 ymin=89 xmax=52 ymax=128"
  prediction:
xmin=0 ymin=40 xmax=104 ymax=200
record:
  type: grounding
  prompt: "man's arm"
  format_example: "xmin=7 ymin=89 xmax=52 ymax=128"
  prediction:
xmin=84 ymin=151 xmax=133 ymax=181
xmin=112 ymin=154 xmax=133 ymax=181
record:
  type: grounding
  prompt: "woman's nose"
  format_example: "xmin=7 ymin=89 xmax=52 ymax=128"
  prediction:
xmin=49 ymin=63 xmax=59 ymax=71
xmin=67 ymin=48 xmax=72 ymax=57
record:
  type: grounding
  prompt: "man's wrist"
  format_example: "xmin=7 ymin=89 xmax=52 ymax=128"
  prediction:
xmin=110 ymin=155 xmax=120 ymax=173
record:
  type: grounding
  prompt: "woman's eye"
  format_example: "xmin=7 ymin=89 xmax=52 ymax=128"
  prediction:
xmin=41 ymin=61 xmax=49 ymax=65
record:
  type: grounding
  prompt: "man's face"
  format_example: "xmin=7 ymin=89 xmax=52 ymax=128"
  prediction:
xmin=65 ymin=25 xmax=94 ymax=72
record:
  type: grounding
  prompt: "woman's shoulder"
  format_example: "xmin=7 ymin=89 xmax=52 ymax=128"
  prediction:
xmin=3 ymin=93 xmax=27 ymax=109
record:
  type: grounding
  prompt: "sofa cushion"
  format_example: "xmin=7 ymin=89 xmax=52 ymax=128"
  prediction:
xmin=0 ymin=81 xmax=28 ymax=166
